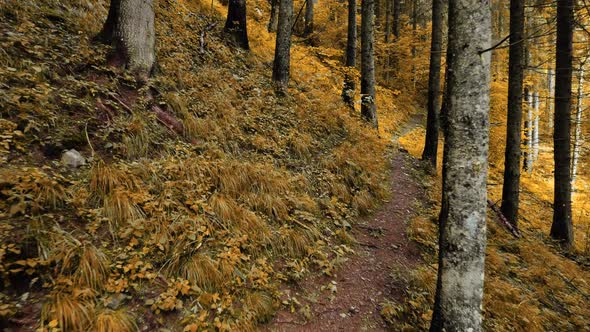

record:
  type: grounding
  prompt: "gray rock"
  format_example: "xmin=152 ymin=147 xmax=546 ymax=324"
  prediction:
xmin=61 ymin=149 xmax=85 ymax=168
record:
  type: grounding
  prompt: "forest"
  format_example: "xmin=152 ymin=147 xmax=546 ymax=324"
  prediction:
xmin=0 ymin=0 xmax=589 ymax=331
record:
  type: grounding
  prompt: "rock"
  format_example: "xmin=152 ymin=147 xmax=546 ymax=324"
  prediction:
xmin=105 ymin=293 xmax=128 ymax=310
xmin=61 ymin=149 xmax=85 ymax=168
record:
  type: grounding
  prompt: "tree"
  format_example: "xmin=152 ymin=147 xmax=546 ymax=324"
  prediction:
xmin=268 ymin=0 xmax=279 ymax=32
xmin=421 ymin=0 xmax=444 ymax=168
xmin=392 ymin=0 xmax=400 ymax=39
xmin=272 ymin=0 xmax=293 ymax=93
xmin=572 ymin=59 xmax=586 ymax=187
xmin=304 ymin=0 xmax=314 ymax=36
xmin=361 ymin=0 xmax=378 ymax=128
xmin=523 ymin=88 xmax=533 ymax=172
xmin=95 ymin=0 xmax=120 ymax=43
xmin=342 ymin=0 xmax=357 ymax=107
xmin=109 ymin=0 xmax=156 ymax=82
xmin=430 ymin=0 xmax=491 ymax=330
xmin=550 ymin=0 xmax=574 ymax=248
xmin=224 ymin=0 xmax=250 ymax=49
xmin=500 ymin=0 xmax=525 ymax=226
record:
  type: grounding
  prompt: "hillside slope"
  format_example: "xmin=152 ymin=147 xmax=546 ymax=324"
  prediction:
xmin=0 ymin=0 xmax=410 ymax=330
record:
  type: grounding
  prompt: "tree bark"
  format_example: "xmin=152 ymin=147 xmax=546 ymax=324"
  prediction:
xmin=224 ymin=0 xmax=250 ymax=49
xmin=392 ymin=0 xmax=400 ymax=39
xmin=268 ymin=0 xmax=279 ymax=32
xmin=384 ymin=0 xmax=392 ymax=42
xmin=111 ymin=0 xmax=156 ymax=82
xmin=429 ymin=0 xmax=491 ymax=330
xmin=550 ymin=0 xmax=574 ymax=248
xmin=342 ymin=0 xmax=357 ymax=107
xmin=361 ymin=0 xmax=378 ymax=128
xmin=572 ymin=62 xmax=585 ymax=188
xmin=500 ymin=0 xmax=525 ymax=226
xmin=523 ymin=88 xmax=533 ymax=173
xmin=421 ymin=0 xmax=444 ymax=168
xmin=272 ymin=0 xmax=293 ymax=93
xmin=304 ymin=0 xmax=314 ymax=36
xmin=533 ymin=91 xmax=539 ymax=160
xmin=547 ymin=68 xmax=555 ymax=129
xmin=95 ymin=0 xmax=120 ymax=44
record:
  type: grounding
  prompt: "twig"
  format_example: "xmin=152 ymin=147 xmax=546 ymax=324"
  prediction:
xmin=110 ymin=94 xmax=134 ymax=114
xmin=200 ymin=22 xmax=218 ymax=54
xmin=84 ymin=122 xmax=95 ymax=158
xmin=487 ymin=199 xmax=522 ymax=238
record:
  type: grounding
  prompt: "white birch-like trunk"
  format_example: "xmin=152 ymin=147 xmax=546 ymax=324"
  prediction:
xmin=533 ymin=91 xmax=540 ymax=160
xmin=548 ymin=69 xmax=555 ymax=129
xmin=572 ymin=66 xmax=584 ymax=186
xmin=430 ymin=0 xmax=491 ymax=330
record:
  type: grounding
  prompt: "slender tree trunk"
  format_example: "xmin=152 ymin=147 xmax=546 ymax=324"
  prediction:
xmin=95 ymin=0 xmax=120 ymax=43
xmin=392 ymin=0 xmax=400 ymax=39
xmin=111 ymin=0 xmax=156 ymax=82
xmin=421 ymin=0 xmax=443 ymax=168
xmin=268 ymin=0 xmax=279 ymax=32
xmin=572 ymin=63 xmax=585 ymax=187
xmin=304 ymin=0 xmax=314 ymax=36
xmin=500 ymin=0 xmax=525 ymax=226
xmin=375 ymin=0 xmax=382 ymax=27
xmin=523 ymin=88 xmax=533 ymax=173
xmin=361 ymin=0 xmax=378 ymax=128
xmin=550 ymin=0 xmax=574 ymax=248
xmin=548 ymin=68 xmax=555 ymax=129
xmin=342 ymin=0 xmax=357 ymax=107
xmin=430 ymin=0 xmax=491 ymax=330
xmin=272 ymin=0 xmax=293 ymax=93
xmin=533 ymin=91 xmax=540 ymax=160
xmin=224 ymin=0 xmax=250 ymax=50
xmin=384 ymin=0 xmax=392 ymax=42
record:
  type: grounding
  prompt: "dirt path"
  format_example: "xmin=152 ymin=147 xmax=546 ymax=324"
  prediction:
xmin=264 ymin=115 xmax=426 ymax=331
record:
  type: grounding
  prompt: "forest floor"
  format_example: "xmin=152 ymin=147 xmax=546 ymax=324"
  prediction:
xmin=264 ymin=114 xmax=426 ymax=331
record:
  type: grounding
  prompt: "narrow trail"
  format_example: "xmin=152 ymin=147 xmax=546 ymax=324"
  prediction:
xmin=265 ymin=114 xmax=426 ymax=331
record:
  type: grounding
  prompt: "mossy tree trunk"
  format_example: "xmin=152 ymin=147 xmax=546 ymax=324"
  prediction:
xmin=224 ymin=0 xmax=250 ymax=49
xmin=430 ymin=0 xmax=491 ymax=330
xmin=361 ymin=0 xmax=378 ymax=128
xmin=272 ymin=0 xmax=293 ymax=93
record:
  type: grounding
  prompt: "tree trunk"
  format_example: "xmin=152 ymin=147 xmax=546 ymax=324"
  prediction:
xmin=375 ymin=0 xmax=381 ymax=27
xmin=392 ymin=0 xmax=400 ymax=39
xmin=550 ymin=0 xmax=574 ymax=248
xmin=547 ymin=68 xmax=555 ymax=129
xmin=533 ymin=91 xmax=539 ymax=160
xmin=272 ymin=0 xmax=293 ymax=93
xmin=342 ymin=0 xmax=357 ymax=107
xmin=95 ymin=0 xmax=120 ymax=44
xmin=268 ymin=0 xmax=279 ymax=32
xmin=421 ymin=0 xmax=443 ymax=168
xmin=523 ymin=88 xmax=533 ymax=173
xmin=361 ymin=0 xmax=378 ymax=128
xmin=384 ymin=0 xmax=391 ymax=42
xmin=500 ymin=0 xmax=525 ymax=226
xmin=224 ymin=0 xmax=250 ymax=49
xmin=111 ymin=0 xmax=156 ymax=82
xmin=429 ymin=0 xmax=491 ymax=330
xmin=304 ymin=0 xmax=314 ymax=36
xmin=572 ymin=63 xmax=585 ymax=187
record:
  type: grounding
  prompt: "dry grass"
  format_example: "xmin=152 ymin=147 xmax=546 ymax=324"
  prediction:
xmin=94 ymin=308 xmax=137 ymax=332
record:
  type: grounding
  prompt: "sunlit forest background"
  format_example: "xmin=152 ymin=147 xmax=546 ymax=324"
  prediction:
xmin=0 ymin=0 xmax=589 ymax=330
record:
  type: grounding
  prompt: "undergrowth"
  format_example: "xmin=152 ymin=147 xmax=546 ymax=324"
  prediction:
xmin=0 ymin=0 xmax=412 ymax=330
